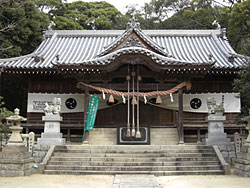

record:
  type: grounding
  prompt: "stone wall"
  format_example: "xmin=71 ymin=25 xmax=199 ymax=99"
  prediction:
xmin=218 ymin=144 xmax=236 ymax=164
xmin=89 ymin=128 xmax=117 ymax=145
xmin=32 ymin=145 xmax=50 ymax=163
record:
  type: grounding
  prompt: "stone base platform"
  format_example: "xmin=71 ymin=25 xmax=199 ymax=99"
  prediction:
xmin=234 ymin=145 xmax=250 ymax=177
xmin=0 ymin=145 xmax=34 ymax=177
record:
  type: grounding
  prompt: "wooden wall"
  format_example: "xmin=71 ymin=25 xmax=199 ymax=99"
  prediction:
xmin=95 ymin=101 xmax=175 ymax=127
xmin=26 ymin=74 xmax=238 ymax=127
xmin=28 ymin=75 xmax=82 ymax=93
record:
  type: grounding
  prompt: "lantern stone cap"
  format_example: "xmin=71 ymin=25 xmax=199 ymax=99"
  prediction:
xmin=6 ymin=108 xmax=27 ymax=122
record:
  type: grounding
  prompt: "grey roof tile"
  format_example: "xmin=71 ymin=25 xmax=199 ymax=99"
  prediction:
xmin=0 ymin=27 xmax=248 ymax=70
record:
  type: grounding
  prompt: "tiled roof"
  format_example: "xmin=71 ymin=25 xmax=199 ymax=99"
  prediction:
xmin=0 ymin=18 xmax=248 ymax=71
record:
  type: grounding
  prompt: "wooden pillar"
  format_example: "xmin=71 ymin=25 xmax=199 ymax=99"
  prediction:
xmin=197 ymin=128 xmax=201 ymax=144
xmin=178 ymin=88 xmax=184 ymax=144
xmin=67 ymin=128 xmax=71 ymax=143
xmin=83 ymin=86 xmax=89 ymax=144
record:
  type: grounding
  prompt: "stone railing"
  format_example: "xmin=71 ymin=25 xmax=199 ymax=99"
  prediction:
xmin=21 ymin=132 xmax=35 ymax=152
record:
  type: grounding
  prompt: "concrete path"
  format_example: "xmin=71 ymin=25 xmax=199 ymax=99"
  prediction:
xmin=112 ymin=175 xmax=161 ymax=188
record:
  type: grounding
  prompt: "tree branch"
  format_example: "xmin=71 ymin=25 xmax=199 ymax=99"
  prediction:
xmin=0 ymin=45 xmax=13 ymax=51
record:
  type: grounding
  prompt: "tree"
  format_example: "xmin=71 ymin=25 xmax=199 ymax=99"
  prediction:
xmin=227 ymin=0 xmax=250 ymax=56
xmin=48 ymin=1 xmax=122 ymax=30
xmin=233 ymin=61 xmax=250 ymax=116
xmin=0 ymin=97 xmax=13 ymax=149
xmin=0 ymin=0 xmax=50 ymax=58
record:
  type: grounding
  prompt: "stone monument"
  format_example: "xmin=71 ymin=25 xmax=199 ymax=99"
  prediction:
xmin=234 ymin=111 xmax=250 ymax=177
xmin=0 ymin=108 xmax=34 ymax=176
xmin=37 ymin=98 xmax=65 ymax=146
xmin=204 ymin=97 xmax=230 ymax=146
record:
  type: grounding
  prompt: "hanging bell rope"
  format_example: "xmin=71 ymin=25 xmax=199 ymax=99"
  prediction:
xmin=126 ymin=65 xmax=131 ymax=137
xmin=77 ymin=81 xmax=191 ymax=97
xmin=131 ymin=66 xmax=136 ymax=137
xmin=136 ymin=65 xmax=141 ymax=138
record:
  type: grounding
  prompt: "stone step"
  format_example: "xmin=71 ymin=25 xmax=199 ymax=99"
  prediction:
xmin=151 ymin=134 xmax=179 ymax=137
xmin=55 ymin=145 xmax=213 ymax=150
xmin=44 ymin=169 xmax=224 ymax=176
xmin=45 ymin=145 xmax=223 ymax=176
xmin=49 ymin=156 xmax=219 ymax=162
xmin=47 ymin=160 xmax=220 ymax=166
xmin=45 ymin=165 xmax=222 ymax=171
xmin=52 ymin=152 xmax=216 ymax=158
xmin=151 ymin=142 xmax=179 ymax=145
xmin=53 ymin=148 xmax=214 ymax=154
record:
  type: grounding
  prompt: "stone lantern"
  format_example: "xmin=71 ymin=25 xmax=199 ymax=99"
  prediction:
xmin=6 ymin=108 xmax=27 ymax=147
xmin=0 ymin=108 xmax=34 ymax=176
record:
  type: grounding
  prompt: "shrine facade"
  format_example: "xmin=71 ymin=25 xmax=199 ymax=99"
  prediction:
xmin=0 ymin=18 xmax=248 ymax=144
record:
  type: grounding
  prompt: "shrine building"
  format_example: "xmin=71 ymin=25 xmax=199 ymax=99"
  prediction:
xmin=0 ymin=18 xmax=248 ymax=145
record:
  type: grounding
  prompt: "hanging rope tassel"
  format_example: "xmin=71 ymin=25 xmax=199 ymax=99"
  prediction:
xmin=144 ymin=95 xmax=147 ymax=104
xmin=122 ymin=94 xmax=126 ymax=104
xmin=156 ymin=95 xmax=162 ymax=104
xmin=109 ymin=94 xmax=114 ymax=103
xmin=170 ymin=93 xmax=174 ymax=102
xmin=102 ymin=90 xmax=105 ymax=100
xmin=132 ymin=96 xmax=137 ymax=105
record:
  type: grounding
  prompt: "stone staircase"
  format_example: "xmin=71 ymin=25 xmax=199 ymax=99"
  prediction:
xmin=44 ymin=145 xmax=225 ymax=175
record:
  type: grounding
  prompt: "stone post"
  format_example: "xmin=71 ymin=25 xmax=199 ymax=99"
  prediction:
xmin=204 ymin=97 xmax=230 ymax=146
xmin=204 ymin=115 xmax=230 ymax=145
xmin=37 ymin=98 xmax=65 ymax=146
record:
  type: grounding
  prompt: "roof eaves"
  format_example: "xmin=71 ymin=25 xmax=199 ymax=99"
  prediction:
xmin=0 ymin=32 xmax=58 ymax=64
xmin=211 ymin=33 xmax=250 ymax=66
xmin=67 ymin=47 xmax=210 ymax=67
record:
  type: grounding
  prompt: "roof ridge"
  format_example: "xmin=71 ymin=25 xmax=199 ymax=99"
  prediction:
xmin=44 ymin=29 xmax=222 ymax=37
xmin=96 ymin=17 xmax=172 ymax=58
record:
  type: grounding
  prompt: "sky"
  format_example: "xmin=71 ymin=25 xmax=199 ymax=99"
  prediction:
xmin=67 ymin=0 xmax=152 ymax=14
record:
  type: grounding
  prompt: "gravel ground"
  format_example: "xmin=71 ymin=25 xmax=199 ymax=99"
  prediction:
xmin=0 ymin=174 xmax=250 ymax=188
xmin=0 ymin=174 xmax=114 ymax=188
xmin=157 ymin=175 xmax=250 ymax=188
